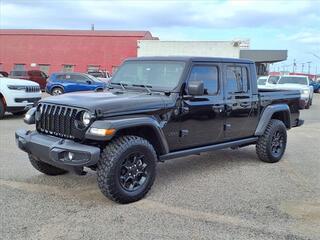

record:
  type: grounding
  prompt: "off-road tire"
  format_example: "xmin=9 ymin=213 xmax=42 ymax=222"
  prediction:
xmin=256 ymin=119 xmax=287 ymax=163
xmin=29 ymin=154 xmax=68 ymax=175
xmin=97 ymin=135 xmax=157 ymax=204
xmin=0 ymin=99 xmax=5 ymax=119
xmin=51 ymin=87 xmax=64 ymax=96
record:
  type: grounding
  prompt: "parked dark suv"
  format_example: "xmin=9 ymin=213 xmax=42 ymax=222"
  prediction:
xmin=9 ymin=70 xmax=48 ymax=90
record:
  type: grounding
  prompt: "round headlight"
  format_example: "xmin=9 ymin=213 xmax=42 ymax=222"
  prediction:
xmin=82 ymin=111 xmax=91 ymax=126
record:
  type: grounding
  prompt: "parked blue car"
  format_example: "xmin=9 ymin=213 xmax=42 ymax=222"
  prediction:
xmin=46 ymin=72 xmax=107 ymax=95
xmin=310 ymin=80 xmax=320 ymax=93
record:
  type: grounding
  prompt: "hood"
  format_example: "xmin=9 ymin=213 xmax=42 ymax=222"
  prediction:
xmin=40 ymin=90 xmax=175 ymax=116
xmin=274 ymin=84 xmax=309 ymax=90
xmin=0 ymin=77 xmax=39 ymax=86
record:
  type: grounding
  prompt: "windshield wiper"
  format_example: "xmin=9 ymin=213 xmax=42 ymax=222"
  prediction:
xmin=111 ymin=82 xmax=127 ymax=91
xmin=132 ymin=84 xmax=152 ymax=94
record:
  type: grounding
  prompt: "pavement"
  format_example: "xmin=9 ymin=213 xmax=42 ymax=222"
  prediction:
xmin=0 ymin=94 xmax=319 ymax=240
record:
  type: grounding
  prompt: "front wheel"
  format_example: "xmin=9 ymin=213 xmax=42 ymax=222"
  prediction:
xmin=51 ymin=87 xmax=64 ymax=96
xmin=97 ymin=136 xmax=157 ymax=204
xmin=256 ymin=119 xmax=287 ymax=163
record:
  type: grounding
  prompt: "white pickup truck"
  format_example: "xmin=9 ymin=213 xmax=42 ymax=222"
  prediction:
xmin=0 ymin=74 xmax=42 ymax=119
xmin=258 ymin=75 xmax=313 ymax=109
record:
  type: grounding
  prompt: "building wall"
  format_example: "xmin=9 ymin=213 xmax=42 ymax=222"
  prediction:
xmin=0 ymin=30 xmax=154 ymax=74
xmin=137 ymin=40 xmax=241 ymax=58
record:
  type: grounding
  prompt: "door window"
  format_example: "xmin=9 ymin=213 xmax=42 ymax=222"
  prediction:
xmin=226 ymin=66 xmax=249 ymax=93
xmin=70 ymin=74 xmax=89 ymax=83
xmin=13 ymin=64 xmax=26 ymax=71
xmin=189 ymin=65 xmax=219 ymax=95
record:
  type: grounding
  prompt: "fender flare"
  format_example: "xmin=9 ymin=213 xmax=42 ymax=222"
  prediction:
xmin=85 ymin=116 xmax=169 ymax=154
xmin=255 ymin=104 xmax=291 ymax=136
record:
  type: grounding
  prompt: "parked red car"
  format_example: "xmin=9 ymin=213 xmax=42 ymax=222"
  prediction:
xmin=9 ymin=70 xmax=48 ymax=90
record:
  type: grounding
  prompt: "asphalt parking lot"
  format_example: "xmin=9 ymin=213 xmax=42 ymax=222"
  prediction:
xmin=0 ymin=94 xmax=319 ymax=240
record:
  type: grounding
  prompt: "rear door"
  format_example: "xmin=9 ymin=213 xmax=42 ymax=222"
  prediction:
xmin=70 ymin=74 xmax=96 ymax=91
xmin=223 ymin=63 xmax=259 ymax=140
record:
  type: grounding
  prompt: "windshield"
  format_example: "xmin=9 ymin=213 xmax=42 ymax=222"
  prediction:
xmin=268 ymin=76 xmax=280 ymax=84
xmin=257 ymin=77 xmax=267 ymax=85
xmin=111 ymin=61 xmax=186 ymax=91
xmin=85 ymin=74 xmax=103 ymax=83
xmin=278 ymin=76 xmax=308 ymax=85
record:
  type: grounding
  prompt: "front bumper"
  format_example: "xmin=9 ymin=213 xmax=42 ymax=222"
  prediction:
xmin=15 ymin=129 xmax=100 ymax=171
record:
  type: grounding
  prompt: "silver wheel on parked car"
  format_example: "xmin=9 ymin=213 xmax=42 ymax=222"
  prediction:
xmin=51 ymin=87 xmax=64 ymax=96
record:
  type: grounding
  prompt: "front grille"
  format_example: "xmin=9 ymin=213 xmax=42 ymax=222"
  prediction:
xmin=36 ymin=104 xmax=81 ymax=139
xmin=26 ymin=86 xmax=40 ymax=92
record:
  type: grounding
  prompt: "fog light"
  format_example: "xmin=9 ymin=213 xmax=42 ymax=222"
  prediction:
xmin=68 ymin=152 xmax=74 ymax=160
xmin=64 ymin=152 xmax=75 ymax=161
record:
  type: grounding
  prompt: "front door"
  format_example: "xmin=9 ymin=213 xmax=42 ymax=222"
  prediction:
xmin=223 ymin=63 xmax=258 ymax=140
xmin=178 ymin=63 xmax=225 ymax=149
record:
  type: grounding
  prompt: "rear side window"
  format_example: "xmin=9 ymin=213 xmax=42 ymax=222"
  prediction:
xmin=189 ymin=65 xmax=219 ymax=95
xmin=226 ymin=65 xmax=249 ymax=93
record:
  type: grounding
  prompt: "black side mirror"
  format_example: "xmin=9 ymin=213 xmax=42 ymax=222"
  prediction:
xmin=187 ymin=81 xmax=204 ymax=96
xmin=86 ymin=80 xmax=92 ymax=85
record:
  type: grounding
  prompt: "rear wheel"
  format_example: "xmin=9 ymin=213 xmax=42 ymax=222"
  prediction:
xmin=29 ymin=154 xmax=68 ymax=175
xmin=51 ymin=87 xmax=64 ymax=96
xmin=97 ymin=135 xmax=157 ymax=204
xmin=256 ymin=119 xmax=287 ymax=163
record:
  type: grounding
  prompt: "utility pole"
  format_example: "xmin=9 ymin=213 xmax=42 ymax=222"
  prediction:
xmin=292 ymin=59 xmax=296 ymax=73
xmin=307 ymin=61 xmax=311 ymax=74
xmin=91 ymin=24 xmax=95 ymax=31
xmin=301 ymin=63 xmax=304 ymax=73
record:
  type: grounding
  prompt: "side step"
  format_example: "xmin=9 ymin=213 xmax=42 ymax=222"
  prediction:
xmin=159 ymin=137 xmax=258 ymax=161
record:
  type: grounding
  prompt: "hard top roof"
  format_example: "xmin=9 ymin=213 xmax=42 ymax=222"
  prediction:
xmin=126 ymin=56 xmax=254 ymax=64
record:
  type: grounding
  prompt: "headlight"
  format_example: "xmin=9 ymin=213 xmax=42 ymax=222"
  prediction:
xmin=300 ymin=89 xmax=309 ymax=95
xmin=81 ymin=111 xmax=91 ymax=126
xmin=7 ymin=85 xmax=26 ymax=90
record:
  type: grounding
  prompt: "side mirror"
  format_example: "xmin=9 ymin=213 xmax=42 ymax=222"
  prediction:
xmin=86 ymin=80 xmax=92 ymax=85
xmin=187 ymin=81 xmax=204 ymax=96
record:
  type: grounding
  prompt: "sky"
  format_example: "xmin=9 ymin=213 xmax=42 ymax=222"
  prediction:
xmin=1 ymin=0 xmax=320 ymax=74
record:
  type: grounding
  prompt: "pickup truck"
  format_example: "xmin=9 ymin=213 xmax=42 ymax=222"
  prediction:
xmin=16 ymin=57 xmax=304 ymax=203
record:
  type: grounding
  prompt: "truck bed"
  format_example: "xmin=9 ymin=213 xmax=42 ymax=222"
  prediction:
xmin=258 ymin=89 xmax=300 ymax=102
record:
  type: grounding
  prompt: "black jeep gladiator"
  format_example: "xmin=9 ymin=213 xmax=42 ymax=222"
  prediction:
xmin=16 ymin=57 xmax=304 ymax=203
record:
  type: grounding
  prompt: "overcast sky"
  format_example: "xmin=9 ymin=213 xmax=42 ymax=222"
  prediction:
xmin=1 ymin=0 xmax=319 ymax=73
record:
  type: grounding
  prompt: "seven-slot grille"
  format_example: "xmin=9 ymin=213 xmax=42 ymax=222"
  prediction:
xmin=26 ymin=86 xmax=40 ymax=92
xmin=36 ymin=104 xmax=80 ymax=139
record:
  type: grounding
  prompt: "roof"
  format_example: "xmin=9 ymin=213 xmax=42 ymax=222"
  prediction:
xmin=0 ymin=29 xmax=154 ymax=38
xmin=128 ymin=56 xmax=254 ymax=64
xmin=240 ymin=50 xmax=288 ymax=63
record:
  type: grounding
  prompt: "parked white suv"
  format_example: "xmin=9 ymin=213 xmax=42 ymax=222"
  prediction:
xmin=0 ymin=75 xmax=41 ymax=119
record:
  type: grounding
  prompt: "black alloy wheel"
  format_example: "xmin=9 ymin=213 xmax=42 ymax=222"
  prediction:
xmin=119 ymin=152 xmax=149 ymax=192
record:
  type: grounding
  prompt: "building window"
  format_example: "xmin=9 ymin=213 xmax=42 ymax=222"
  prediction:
xmin=62 ymin=64 xmax=74 ymax=73
xmin=87 ymin=65 xmax=100 ymax=72
xmin=13 ymin=64 xmax=26 ymax=71
xmin=39 ymin=64 xmax=50 ymax=75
